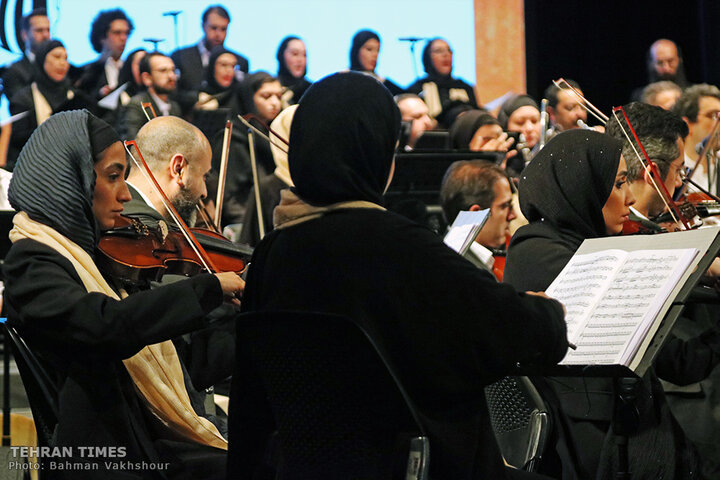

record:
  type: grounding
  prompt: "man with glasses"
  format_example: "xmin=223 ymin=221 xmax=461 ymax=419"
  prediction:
xmin=673 ymin=84 xmax=720 ymax=195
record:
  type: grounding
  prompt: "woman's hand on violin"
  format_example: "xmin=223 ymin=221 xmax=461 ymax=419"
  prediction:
xmin=215 ymin=271 xmax=245 ymax=304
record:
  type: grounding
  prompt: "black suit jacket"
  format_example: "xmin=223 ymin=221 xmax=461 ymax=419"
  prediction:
xmin=171 ymin=44 xmax=249 ymax=92
xmin=2 ymin=56 xmax=33 ymax=101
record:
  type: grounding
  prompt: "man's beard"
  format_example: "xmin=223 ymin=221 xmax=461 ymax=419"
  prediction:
xmin=154 ymin=84 xmax=176 ymax=95
xmin=173 ymin=186 xmax=198 ymax=226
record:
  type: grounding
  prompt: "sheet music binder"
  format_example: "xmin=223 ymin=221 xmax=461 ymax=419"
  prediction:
xmin=522 ymin=226 xmax=720 ymax=378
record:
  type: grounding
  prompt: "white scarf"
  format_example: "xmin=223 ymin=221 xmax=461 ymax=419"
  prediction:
xmin=9 ymin=211 xmax=227 ymax=450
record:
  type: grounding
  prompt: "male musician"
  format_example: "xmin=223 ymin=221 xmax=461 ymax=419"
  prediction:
xmin=647 ymin=39 xmax=690 ymax=88
xmin=396 ymin=93 xmax=437 ymax=150
xmin=673 ymin=84 xmax=720 ymax=195
xmin=76 ymin=9 xmax=133 ymax=100
xmin=124 ymin=117 xmax=239 ymax=469
xmin=171 ymin=4 xmax=249 ymax=112
xmin=607 ymin=101 xmax=720 ymax=478
xmin=605 ymin=102 xmax=687 ymax=225
xmin=118 ymin=52 xmax=182 ymax=140
xmin=543 ymin=79 xmax=588 ymax=132
xmin=440 ymin=160 xmax=516 ymax=275
xmin=631 ymin=39 xmax=691 ymax=101
xmin=2 ymin=8 xmax=51 ymax=101
xmin=126 ymin=116 xmax=210 ymax=227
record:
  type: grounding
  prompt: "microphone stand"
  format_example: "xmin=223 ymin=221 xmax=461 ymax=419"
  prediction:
xmin=163 ymin=11 xmax=182 ymax=51
xmin=399 ymin=38 xmax=425 ymax=81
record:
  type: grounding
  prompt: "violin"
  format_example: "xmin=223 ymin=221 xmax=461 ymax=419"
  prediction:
xmin=97 ymin=215 xmax=252 ymax=285
xmin=96 ymin=139 xmax=253 ymax=286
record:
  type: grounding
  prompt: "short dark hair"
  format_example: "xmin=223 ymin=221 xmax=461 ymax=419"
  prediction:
xmin=139 ymin=52 xmax=170 ymax=76
xmin=440 ymin=160 xmax=508 ymax=223
xmin=202 ymin=5 xmax=230 ymax=24
xmin=89 ymin=9 xmax=133 ymax=53
xmin=21 ymin=8 xmax=47 ymax=32
xmin=672 ymin=83 xmax=720 ymax=122
xmin=641 ymin=81 xmax=682 ymax=105
xmin=543 ymin=78 xmax=581 ymax=108
xmin=605 ymin=102 xmax=688 ymax=182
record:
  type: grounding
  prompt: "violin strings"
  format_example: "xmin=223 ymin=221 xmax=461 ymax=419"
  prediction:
xmin=124 ymin=142 xmax=213 ymax=272
xmin=610 ymin=109 xmax=682 ymax=227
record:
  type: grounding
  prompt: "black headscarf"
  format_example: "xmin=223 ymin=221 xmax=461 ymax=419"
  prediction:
xmin=118 ymin=48 xmax=147 ymax=97
xmin=349 ymin=29 xmax=379 ymax=72
xmin=518 ymin=129 xmax=623 ymax=244
xmin=276 ymin=35 xmax=306 ymax=85
xmin=497 ymin=94 xmax=539 ymax=130
xmin=289 ymin=72 xmax=401 ymax=206
xmin=449 ymin=109 xmax=497 ymax=148
xmin=8 ymin=110 xmax=121 ymax=256
xmin=204 ymin=47 xmax=237 ymax=95
xmin=422 ymin=37 xmax=442 ymax=77
xmin=34 ymin=39 xmax=71 ymax=111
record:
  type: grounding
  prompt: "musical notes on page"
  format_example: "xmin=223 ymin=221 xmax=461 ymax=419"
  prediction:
xmin=546 ymin=248 xmax=698 ymax=366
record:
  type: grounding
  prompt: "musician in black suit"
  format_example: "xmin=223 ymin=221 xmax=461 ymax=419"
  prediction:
xmin=76 ymin=9 xmax=133 ymax=101
xmin=2 ymin=9 xmax=50 ymax=101
xmin=171 ymin=5 xmax=248 ymax=113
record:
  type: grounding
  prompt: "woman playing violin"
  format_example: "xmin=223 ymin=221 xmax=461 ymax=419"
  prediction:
xmin=2 ymin=109 xmax=243 ymax=478
xmin=505 ymin=129 xmax=720 ymax=480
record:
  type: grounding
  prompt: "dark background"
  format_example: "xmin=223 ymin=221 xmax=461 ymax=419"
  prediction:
xmin=524 ymin=0 xmax=720 ymax=119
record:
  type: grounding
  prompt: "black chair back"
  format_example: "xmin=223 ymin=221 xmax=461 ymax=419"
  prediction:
xmin=3 ymin=325 xmax=57 ymax=448
xmin=484 ymin=376 xmax=549 ymax=472
xmin=231 ymin=311 xmax=428 ymax=480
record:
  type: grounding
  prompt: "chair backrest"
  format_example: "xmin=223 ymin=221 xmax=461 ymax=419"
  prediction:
xmin=232 ymin=311 xmax=428 ymax=480
xmin=3 ymin=325 xmax=57 ymax=448
xmin=484 ymin=376 xmax=549 ymax=472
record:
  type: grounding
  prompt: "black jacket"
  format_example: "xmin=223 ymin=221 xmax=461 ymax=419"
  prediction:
xmin=231 ymin=208 xmax=568 ymax=480
xmin=2 ymin=238 xmax=226 ymax=479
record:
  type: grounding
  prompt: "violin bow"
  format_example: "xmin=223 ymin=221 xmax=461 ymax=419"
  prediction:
xmin=237 ymin=114 xmax=289 ymax=155
xmin=237 ymin=114 xmax=292 ymax=240
xmin=141 ymin=102 xmax=157 ymax=122
xmin=611 ymin=106 xmax=691 ymax=230
xmin=124 ymin=140 xmax=219 ymax=273
xmin=214 ymin=120 xmax=233 ymax=231
xmin=553 ymin=78 xmax=608 ymax=126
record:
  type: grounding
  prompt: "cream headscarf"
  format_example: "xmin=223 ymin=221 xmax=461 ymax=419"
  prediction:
xmin=7 ymin=110 xmax=226 ymax=449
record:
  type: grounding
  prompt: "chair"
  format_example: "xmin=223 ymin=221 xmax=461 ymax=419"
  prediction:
xmin=484 ymin=376 xmax=549 ymax=472
xmin=3 ymin=325 xmax=57 ymax=449
xmin=231 ymin=311 xmax=429 ymax=480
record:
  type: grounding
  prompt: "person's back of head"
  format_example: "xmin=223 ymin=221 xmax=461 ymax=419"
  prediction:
xmin=135 ymin=116 xmax=208 ymax=172
xmin=290 ymin=72 xmax=400 ymax=206
xmin=440 ymin=160 xmax=505 ymax=224
xmin=605 ymin=102 xmax=687 ymax=183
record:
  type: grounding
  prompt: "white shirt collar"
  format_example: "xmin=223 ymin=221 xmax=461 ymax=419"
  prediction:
xmin=149 ymin=91 xmax=171 ymax=116
xmin=126 ymin=180 xmax=154 ymax=208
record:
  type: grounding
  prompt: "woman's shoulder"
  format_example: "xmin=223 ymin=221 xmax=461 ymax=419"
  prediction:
xmin=3 ymin=238 xmax=81 ymax=284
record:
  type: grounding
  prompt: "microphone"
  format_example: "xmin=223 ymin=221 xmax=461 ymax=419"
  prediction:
xmin=399 ymin=37 xmax=428 ymax=42
xmin=163 ymin=11 xmax=181 ymax=16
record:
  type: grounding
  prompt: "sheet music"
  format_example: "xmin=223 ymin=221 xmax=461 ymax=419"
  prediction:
xmin=443 ymin=209 xmax=489 ymax=254
xmin=546 ymin=248 xmax=698 ymax=366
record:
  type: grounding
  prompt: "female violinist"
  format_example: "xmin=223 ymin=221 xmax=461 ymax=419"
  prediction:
xmin=2 ymin=109 xmax=243 ymax=478
xmin=504 ymin=129 xmax=720 ymax=480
